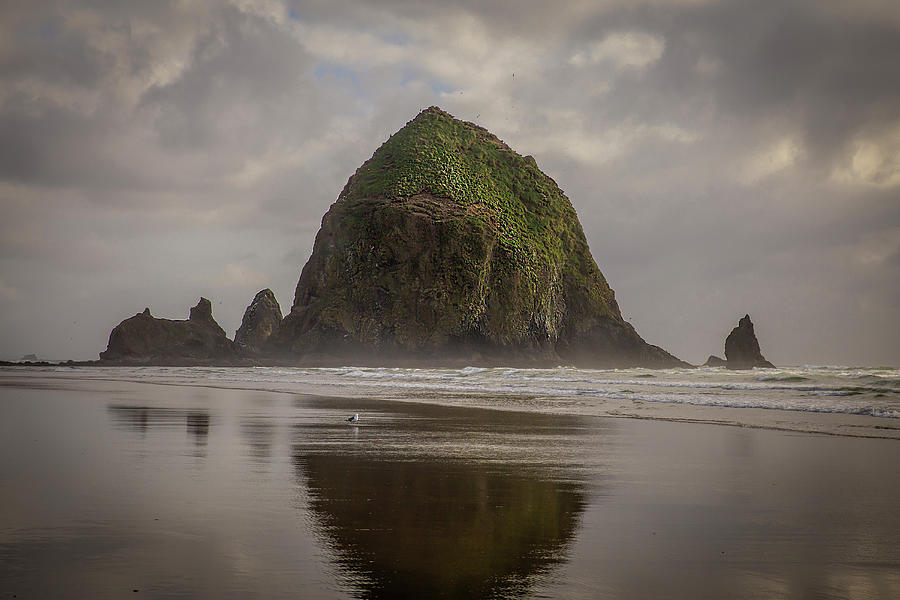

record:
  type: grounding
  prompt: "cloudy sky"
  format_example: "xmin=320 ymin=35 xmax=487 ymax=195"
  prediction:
xmin=1 ymin=0 xmax=898 ymax=365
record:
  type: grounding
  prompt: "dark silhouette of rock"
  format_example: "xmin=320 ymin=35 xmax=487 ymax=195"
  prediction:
xmin=703 ymin=355 xmax=727 ymax=367
xmin=235 ymin=289 xmax=283 ymax=355
xmin=724 ymin=314 xmax=775 ymax=369
xmin=189 ymin=299 xmax=214 ymax=322
xmin=99 ymin=298 xmax=235 ymax=363
xmin=269 ymin=107 xmax=686 ymax=368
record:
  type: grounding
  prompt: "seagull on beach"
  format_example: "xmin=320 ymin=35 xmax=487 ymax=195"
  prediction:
xmin=346 ymin=413 xmax=359 ymax=423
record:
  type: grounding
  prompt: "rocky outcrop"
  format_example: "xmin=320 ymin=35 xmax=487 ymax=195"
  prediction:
xmin=724 ymin=314 xmax=774 ymax=369
xmin=269 ymin=107 xmax=686 ymax=368
xmin=703 ymin=355 xmax=727 ymax=367
xmin=99 ymin=298 xmax=236 ymax=363
xmin=235 ymin=289 xmax=282 ymax=355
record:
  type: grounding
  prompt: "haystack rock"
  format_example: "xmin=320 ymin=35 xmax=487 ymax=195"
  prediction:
xmin=269 ymin=107 xmax=686 ymax=368
xmin=235 ymin=289 xmax=283 ymax=355
xmin=99 ymin=298 xmax=235 ymax=363
xmin=724 ymin=314 xmax=775 ymax=369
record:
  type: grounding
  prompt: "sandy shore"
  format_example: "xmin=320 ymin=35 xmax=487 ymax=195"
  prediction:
xmin=1 ymin=373 xmax=899 ymax=598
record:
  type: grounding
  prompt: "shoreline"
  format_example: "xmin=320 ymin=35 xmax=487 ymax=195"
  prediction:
xmin=0 ymin=355 xmax=696 ymax=368
xmin=2 ymin=366 xmax=898 ymax=441
xmin=4 ymin=367 xmax=898 ymax=599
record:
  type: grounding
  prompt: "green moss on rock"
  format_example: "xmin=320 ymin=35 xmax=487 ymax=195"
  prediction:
xmin=341 ymin=107 xmax=602 ymax=286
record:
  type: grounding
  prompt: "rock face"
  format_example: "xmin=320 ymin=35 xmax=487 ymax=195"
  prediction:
xmin=703 ymin=355 xmax=727 ymax=367
xmin=99 ymin=298 xmax=235 ymax=363
xmin=235 ymin=289 xmax=283 ymax=355
xmin=724 ymin=314 xmax=774 ymax=369
xmin=270 ymin=107 xmax=685 ymax=368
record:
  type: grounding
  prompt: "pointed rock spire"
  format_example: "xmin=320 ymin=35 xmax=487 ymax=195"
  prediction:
xmin=235 ymin=289 xmax=283 ymax=355
xmin=724 ymin=314 xmax=775 ymax=369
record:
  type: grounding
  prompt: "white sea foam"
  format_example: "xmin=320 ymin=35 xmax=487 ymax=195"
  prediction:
xmin=11 ymin=364 xmax=892 ymax=421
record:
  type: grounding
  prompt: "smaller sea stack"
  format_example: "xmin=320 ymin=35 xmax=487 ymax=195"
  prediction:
xmin=703 ymin=355 xmax=727 ymax=367
xmin=235 ymin=289 xmax=283 ymax=355
xmin=99 ymin=298 xmax=235 ymax=363
xmin=724 ymin=314 xmax=774 ymax=369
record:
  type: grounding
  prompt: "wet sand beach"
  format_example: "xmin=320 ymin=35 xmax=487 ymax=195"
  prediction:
xmin=1 ymin=373 xmax=899 ymax=598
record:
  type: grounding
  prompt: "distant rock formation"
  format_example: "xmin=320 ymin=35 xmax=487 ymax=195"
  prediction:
xmin=99 ymin=298 xmax=235 ymax=363
xmin=724 ymin=314 xmax=774 ymax=369
xmin=235 ymin=289 xmax=282 ymax=355
xmin=269 ymin=106 xmax=686 ymax=368
xmin=703 ymin=355 xmax=727 ymax=367
xmin=20 ymin=353 xmax=38 ymax=362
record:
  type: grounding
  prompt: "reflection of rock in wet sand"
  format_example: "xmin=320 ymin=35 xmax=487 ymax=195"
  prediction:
xmin=186 ymin=412 xmax=210 ymax=445
xmin=294 ymin=453 xmax=585 ymax=599
xmin=107 ymin=405 xmax=152 ymax=432
xmin=240 ymin=418 xmax=275 ymax=460
xmin=106 ymin=405 xmax=211 ymax=447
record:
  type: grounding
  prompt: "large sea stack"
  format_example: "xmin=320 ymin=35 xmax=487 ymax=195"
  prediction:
xmin=99 ymin=298 xmax=235 ymax=363
xmin=270 ymin=107 xmax=685 ymax=368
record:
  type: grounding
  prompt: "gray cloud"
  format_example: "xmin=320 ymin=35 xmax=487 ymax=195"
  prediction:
xmin=0 ymin=0 xmax=898 ymax=365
